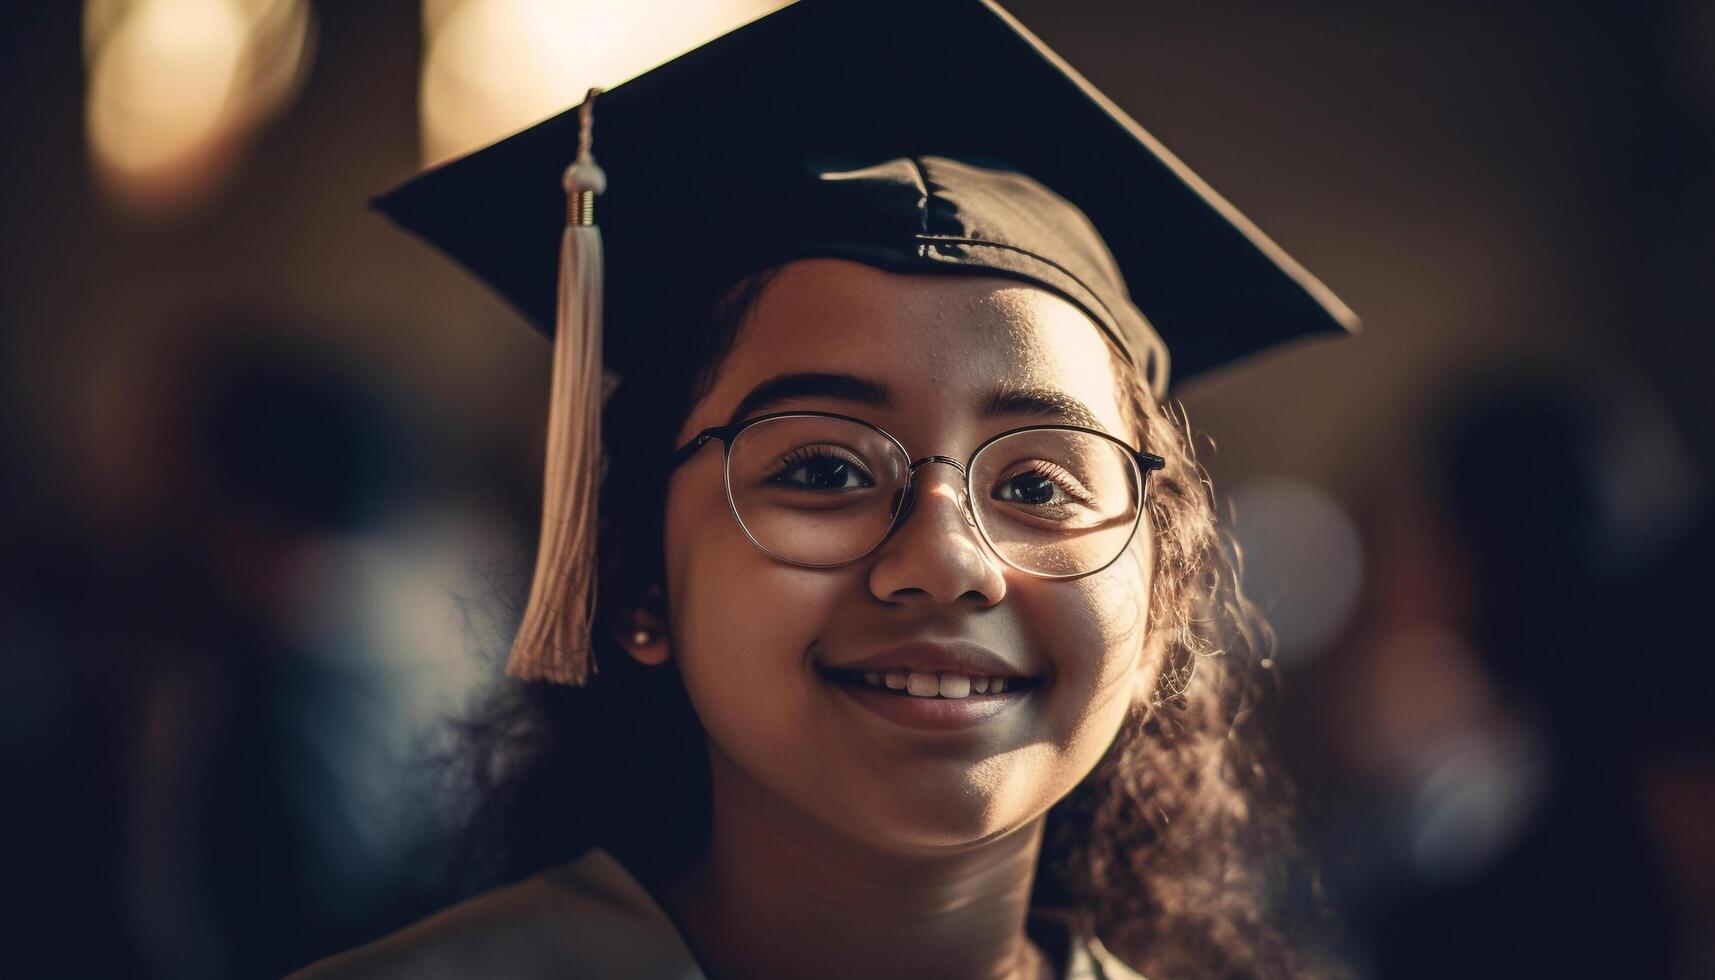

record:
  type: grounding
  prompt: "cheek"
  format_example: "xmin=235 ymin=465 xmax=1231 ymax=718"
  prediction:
xmin=1024 ymin=537 xmax=1154 ymax=758
xmin=662 ymin=475 xmax=838 ymax=738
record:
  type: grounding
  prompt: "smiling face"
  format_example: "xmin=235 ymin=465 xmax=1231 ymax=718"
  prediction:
xmin=634 ymin=257 xmax=1159 ymax=855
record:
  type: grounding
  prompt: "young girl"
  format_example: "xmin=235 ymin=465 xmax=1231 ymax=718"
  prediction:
xmin=293 ymin=1 xmax=1357 ymax=977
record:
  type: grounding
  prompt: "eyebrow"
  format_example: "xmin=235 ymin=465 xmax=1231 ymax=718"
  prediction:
xmin=726 ymin=371 xmax=1110 ymax=434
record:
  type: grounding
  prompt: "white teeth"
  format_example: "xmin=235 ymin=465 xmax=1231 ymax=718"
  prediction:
xmin=846 ymin=668 xmax=1028 ymax=698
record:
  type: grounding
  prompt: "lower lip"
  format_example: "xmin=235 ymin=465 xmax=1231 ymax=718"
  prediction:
xmin=824 ymin=676 xmax=1036 ymax=732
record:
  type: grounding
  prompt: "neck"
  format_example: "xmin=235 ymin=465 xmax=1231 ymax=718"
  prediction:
xmin=649 ymin=744 xmax=1054 ymax=980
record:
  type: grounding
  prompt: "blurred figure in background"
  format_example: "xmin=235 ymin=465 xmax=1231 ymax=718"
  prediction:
xmin=1301 ymin=369 xmax=1713 ymax=978
xmin=8 ymin=319 xmax=522 ymax=978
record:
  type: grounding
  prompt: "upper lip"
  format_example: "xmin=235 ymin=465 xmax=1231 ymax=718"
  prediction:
xmin=823 ymin=641 xmax=1040 ymax=679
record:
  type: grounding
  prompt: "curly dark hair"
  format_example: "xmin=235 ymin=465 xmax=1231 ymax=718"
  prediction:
xmin=443 ymin=264 xmax=1351 ymax=979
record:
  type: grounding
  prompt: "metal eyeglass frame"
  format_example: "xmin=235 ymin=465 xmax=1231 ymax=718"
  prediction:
xmin=666 ymin=409 xmax=1167 ymax=580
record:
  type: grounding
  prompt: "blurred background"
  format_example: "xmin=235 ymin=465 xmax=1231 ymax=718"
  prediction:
xmin=4 ymin=1 xmax=1711 ymax=977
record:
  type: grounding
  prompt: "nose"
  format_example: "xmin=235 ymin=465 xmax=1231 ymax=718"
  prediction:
xmin=867 ymin=458 xmax=1007 ymax=606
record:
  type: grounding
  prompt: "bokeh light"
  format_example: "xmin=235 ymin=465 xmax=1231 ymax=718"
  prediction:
xmin=83 ymin=0 xmax=315 ymax=216
xmin=1228 ymin=476 xmax=1365 ymax=664
xmin=420 ymin=0 xmax=789 ymax=165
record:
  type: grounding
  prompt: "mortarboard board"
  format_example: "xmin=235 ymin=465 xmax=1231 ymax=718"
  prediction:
xmin=371 ymin=0 xmax=1360 ymax=685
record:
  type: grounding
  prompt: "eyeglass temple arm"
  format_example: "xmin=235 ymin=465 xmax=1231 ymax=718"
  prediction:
xmin=668 ymin=424 xmax=743 ymax=472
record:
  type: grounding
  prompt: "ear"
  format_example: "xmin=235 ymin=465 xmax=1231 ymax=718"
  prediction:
xmin=609 ymin=583 xmax=672 ymax=667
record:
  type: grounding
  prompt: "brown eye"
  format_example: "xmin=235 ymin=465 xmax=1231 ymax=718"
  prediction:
xmin=992 ymin=461 xmax=1094 ymax=509
xmin=770 ymin=446 xmax=876 ymax=491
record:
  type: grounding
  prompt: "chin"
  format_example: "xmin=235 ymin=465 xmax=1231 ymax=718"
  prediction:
xmin=816 ymin=780 xmax=1040 ymax=855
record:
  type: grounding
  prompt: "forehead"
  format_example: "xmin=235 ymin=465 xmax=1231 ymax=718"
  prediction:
xmin=688 ymin=258 xmax=1131 ymax=440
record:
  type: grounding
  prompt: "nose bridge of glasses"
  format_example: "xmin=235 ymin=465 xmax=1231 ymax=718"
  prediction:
xmin=903 ymin=455 xmax=977 ymax=528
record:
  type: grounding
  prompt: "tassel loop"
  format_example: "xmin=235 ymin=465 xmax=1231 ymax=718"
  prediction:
xmin=506 ymin=87 xmax=609 ymax=685
xmin=566 ymin=89 xmax=606 ymax=225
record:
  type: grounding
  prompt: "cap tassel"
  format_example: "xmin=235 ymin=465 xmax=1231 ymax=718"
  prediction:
xmin=507 ymin=87 xmax=608 ymax=685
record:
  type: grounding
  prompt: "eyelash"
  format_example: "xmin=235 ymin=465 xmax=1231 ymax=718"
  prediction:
xmin=1005 ymin=460 xmax=1095 ymax=506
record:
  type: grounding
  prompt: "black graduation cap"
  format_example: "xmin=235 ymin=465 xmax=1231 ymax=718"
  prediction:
xmin=370 ymin=0 xmax=1359 ymax=684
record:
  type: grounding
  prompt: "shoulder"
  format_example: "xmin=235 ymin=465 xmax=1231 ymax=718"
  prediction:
xmin=283 ymin=875 xmax=572 ymax=979
xmin=285 ymin=850 xmax=704 ymax=980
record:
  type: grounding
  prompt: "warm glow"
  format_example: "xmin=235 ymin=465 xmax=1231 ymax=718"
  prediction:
xmin=88 ymin=0 xmax=246 ymax=176
xmin=421 ymin=0 xmax=790 ymax=166
xmin=84 ymin=0 xmax=315 ymax=216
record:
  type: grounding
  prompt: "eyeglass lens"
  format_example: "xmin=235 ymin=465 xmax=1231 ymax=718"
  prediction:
xmin=723 ymin=416 xmax=1142 ymax=575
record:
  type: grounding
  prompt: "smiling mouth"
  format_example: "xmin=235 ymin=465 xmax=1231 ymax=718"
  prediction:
xmin=817 ymin=666 xmax=1044 ymax=699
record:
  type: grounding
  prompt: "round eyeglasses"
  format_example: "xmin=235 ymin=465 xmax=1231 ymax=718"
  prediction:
xmin=667 ymin=410 xmax=1166 ymax=579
